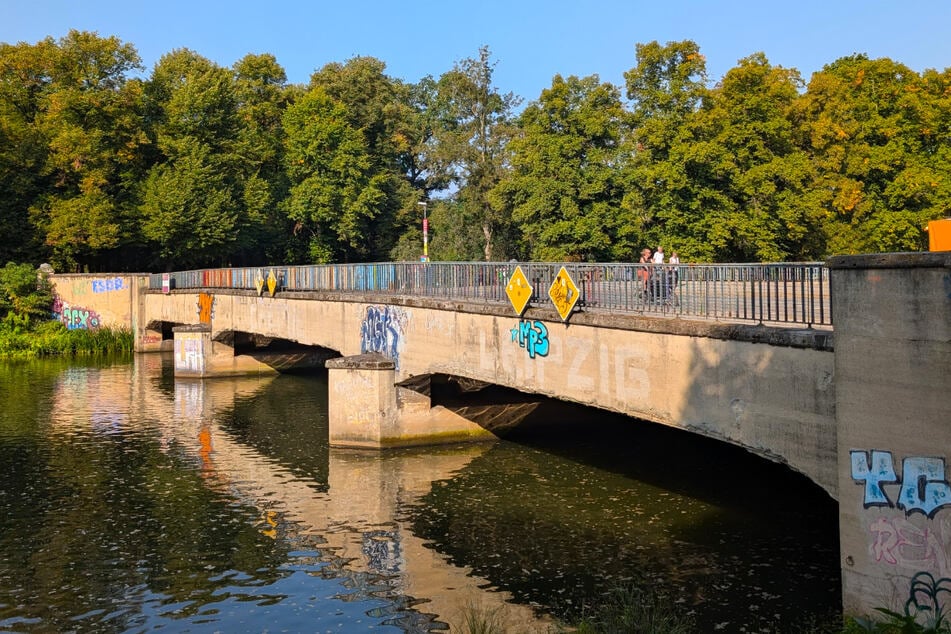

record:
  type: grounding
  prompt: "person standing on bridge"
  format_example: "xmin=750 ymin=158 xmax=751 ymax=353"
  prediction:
xmin=651 ymin=247 xmax=665 ymax=300
xmin=638 ymin=248 xmax=652 ymax=301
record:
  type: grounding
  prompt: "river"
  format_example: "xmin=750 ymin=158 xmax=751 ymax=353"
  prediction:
xmin=0 ymin=354 xmax=840 ymax=633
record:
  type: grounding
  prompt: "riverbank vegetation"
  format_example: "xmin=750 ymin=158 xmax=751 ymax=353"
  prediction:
xmin=1 ymin=33 xmax=948 ymax=272
xmin=0 ymin=262 xmax=132 ymax=357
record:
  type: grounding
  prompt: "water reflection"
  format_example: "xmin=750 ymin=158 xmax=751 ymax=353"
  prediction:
xmin=0 ymin=356 xmax=840 ymax=633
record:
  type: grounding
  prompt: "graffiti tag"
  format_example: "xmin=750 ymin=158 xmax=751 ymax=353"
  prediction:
xmin=52 ymin=298 xmax=101 ymax=330
xmin=197 ymin=293 xmax=215 ymax=325
xmin=510 ymin=320 xmax=549 ymax=359
xmin=361 ymin=305 xmax=406 ymax=368
xmin=869 ymin=517 xmax=951 ymax=577
xmin=852 ymin=450 xmax=951 ymax=518
xmin=91 ymin=277 xmax=124 ymax=293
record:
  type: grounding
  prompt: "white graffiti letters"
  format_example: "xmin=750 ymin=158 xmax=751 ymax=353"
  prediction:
xmin=852 ymin=450 xmax=951 ymax=518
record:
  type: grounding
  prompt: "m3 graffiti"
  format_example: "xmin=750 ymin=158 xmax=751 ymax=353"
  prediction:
xmin=510 ymin=320 xmax=549 ymax=359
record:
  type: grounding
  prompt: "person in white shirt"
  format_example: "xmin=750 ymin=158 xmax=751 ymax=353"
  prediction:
xmin=652 ymin=246 xmax=664 ymax=264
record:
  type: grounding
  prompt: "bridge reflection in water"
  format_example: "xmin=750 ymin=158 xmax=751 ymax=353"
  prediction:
xmin=50 ymin=353 xmax=554 ymax=632
xmin=39 ymin=353 xmax=840 ymax=631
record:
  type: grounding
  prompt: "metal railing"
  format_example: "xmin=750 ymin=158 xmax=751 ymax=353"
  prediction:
xmin=150 ymin=261 xmax=832 ymax=327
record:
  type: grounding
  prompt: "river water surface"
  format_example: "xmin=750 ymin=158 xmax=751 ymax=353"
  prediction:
xmin=0 ymin=355 xmax=840 ymax=633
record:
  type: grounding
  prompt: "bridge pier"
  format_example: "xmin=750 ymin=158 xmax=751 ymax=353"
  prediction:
xmin=172 ymin=325 xmax=278 ymax=378
xmin=325 ymin=354 xmax=496 ymax=449
xmin=829 ymin=252 xmax=951 ymax=622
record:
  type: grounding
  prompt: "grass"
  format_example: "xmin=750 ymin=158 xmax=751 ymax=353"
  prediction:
xmin=0 ymin=318 xmax=134 ymax=358
xmin=574 ymin=584 xmax=695 ymax=634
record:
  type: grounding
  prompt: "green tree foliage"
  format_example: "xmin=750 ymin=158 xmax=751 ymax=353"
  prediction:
xmin=0 ymin=262 xmax=52 ymax=325
xmin=140 ymin=49 xmax=265 ymax=268
xmin=282 ymin=88 xmax=387 ymax=262
xmin=492 ymin=74 xmax=626 ymax=261
xmin=0 ymin=38 xmax=56 ymax=264
xmin=232 ymin=53 xmax=295 ymax=262
xmin=795 ymin=55 xmax=951 ymax=254
xmin=658 ymin=53 xmax=818 ymax=261
xmin=309 ymin=57 xmax=420 ymax=260
xmin=436 ymin=47 xmax=521 ymax=260
xmin=1 ymin=33 xmax=949 ymax=268
xmin=139 ymin=136 xmax=239 ymax=267
xmin=620 ymin=40 xmax=710 ymax=259
xmin=8 ymin=31 xmax=148 ymax=272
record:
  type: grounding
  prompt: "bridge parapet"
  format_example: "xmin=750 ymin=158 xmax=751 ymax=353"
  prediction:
xmin=150 ymin=261 xmax=832 ymax=328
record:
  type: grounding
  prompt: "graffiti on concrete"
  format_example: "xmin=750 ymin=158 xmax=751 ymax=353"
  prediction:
xmin=361 ymin=305 xmax=406 ymax=368
xmin=52 ymin=297 xmax=101 ymax=330
xmin=869 ymin=517 xmax=951 ymax=578
xmin=852 ymin=450 xmax=951 ymax=518
xmin=901 ymin=572 xmax=951 ymax=628
xmin=510 ymin=320 xmax=549 ymax=359
xmin=197 ymin=293 xmax=215 ymax=325
xmin=91 ymin=277 xmax=125 ymax=293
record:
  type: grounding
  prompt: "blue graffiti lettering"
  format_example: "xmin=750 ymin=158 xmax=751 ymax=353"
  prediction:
xmin=852 ymin=450 xmax=951 ymax=518
xmin=510 ymin=320 xmax=549 ymax=359
xmin=899 ymin=457 xmax=951 ymax=518
xmin=91 ymin=277 xmax=124 ymax=293
xmin=851 ymin=450 xmax=898 ymax=508
xmin=360 ymin=305 xmax=405 ymax=368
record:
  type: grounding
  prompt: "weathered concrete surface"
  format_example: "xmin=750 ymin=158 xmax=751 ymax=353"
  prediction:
xmin=326 ymin=354 xmax=497 ymax=448
xmin=49 ymin=273 xmax=149 ymax=332
xmin=142 ymin=288 xmax=837 ymax=496
xmin=828 ymin=252 xmax=951 ymax=621
xmin=172 ymin=325 xmax=279 ymax=378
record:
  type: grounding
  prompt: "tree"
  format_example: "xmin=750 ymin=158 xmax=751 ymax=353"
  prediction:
xmin=436 ymin=47 xmax=521 ymax=260
xmin=620 ymin=40 xmax=710 ymax=258
xmin=309 ymin=57 xmax=419 ymax=260
xmin=232 ymin=53 xmax=295 ymax=263
xmin=665 ymin=53 xmax=817 ymax=261
xmin=0 ymin=38 xmax=56 ymax=264
xmin=491 ymin=74 xmax=625 ymax=261
xmin=794 ymin=55 xmax=951 ymax=254
xmin=21 ymin=31 xmax=147 ymax=272
xmin=282 ymin=88 xmax=387 ymax=262
xmin=139 ymin=136 xmax=238 ymax=267
xmin=139 ymin=49 xmax=253 ymax=268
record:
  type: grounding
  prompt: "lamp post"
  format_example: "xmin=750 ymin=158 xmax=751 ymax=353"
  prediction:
xmin=417 ymin=201 xmax=428 ymax=261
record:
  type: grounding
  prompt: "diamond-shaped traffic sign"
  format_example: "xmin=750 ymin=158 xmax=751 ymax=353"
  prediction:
xmin=548 ymin=267 xmax=580 ymax=322
xmin=505 ymin=266 xmax=533 ymax=316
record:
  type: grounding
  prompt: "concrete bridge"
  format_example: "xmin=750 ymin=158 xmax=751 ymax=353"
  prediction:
xmin=48 ymin=253 xmax=951 ymax=624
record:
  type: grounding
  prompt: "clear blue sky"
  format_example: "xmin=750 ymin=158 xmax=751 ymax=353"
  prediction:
xmin=3 ymin=0 xmax=950 ymax=103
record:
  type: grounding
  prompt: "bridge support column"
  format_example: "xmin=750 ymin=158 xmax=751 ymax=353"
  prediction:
xmin=326 ymin=354 xmax=496 ymax=449
xmin=172 ymin=325 xmax=278 ymax=378
xmin=829 ymin=253 xmax=951 ymax=622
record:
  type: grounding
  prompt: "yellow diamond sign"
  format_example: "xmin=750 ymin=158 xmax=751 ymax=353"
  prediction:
xmin=549 ymin=267 xmax=580 ymax=322
xmin=505 ymin=265 xmax=533 ymax=316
